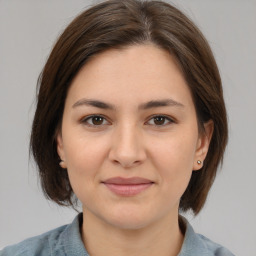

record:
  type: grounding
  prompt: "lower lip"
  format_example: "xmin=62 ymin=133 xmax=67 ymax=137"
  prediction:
xmin=103 ymin=183 xmax=153 ymax=196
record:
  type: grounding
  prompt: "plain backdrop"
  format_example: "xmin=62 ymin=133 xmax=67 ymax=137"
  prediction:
xmin=0 ymin=0 xmax=255 ymax=255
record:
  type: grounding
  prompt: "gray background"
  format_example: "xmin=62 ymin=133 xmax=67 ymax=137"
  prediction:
xmin=0 ymin=0 xmax=255 ymax=255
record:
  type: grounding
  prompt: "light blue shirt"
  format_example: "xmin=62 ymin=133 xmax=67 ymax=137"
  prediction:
xmin=0 ymin=213 xmax=234 ymax=256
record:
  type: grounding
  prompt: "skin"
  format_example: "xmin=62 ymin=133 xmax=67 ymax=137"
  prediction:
xmin=57 ymin=44 xmax=213 ymax=256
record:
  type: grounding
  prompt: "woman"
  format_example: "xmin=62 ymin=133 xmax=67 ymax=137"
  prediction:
xmin=0 ymin=0 xmax=234 ymax=255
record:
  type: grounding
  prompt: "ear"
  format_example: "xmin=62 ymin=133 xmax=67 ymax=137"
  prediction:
xmin=56 ymin=132 xmax=66 ymax=163
xmin=193 ymin=120 xmax=214 ymax=171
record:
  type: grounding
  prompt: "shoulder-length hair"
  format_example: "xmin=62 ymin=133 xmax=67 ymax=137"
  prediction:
xmin=30 ymin=0 xmax=228 ymax=215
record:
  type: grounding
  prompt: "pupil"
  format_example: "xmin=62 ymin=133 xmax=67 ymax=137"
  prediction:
xmin=92 ymin=116 xmax=103 ymax=125
xmin=154 ymin=116 xmax=165 ymax=125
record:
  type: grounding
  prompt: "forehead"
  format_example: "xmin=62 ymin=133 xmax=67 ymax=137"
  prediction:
xmin=66 ymin=44 xmax=193 ymax=108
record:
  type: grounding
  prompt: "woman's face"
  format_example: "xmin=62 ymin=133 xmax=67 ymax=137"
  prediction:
xmin=57 ymin=44 xmax=212 ymax=229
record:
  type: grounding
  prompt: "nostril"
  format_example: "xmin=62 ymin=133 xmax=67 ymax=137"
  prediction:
xmin=110 ymin=154 xmax=144 ymax=168
xmin=108 ymin=132 xmax=147 ymax=167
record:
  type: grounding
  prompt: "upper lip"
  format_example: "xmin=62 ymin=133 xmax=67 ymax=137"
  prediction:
xmin=102 ymin=177 xmax=153 ymax=185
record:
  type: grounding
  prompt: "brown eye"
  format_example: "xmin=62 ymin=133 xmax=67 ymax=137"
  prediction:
xmin=147 ymin=115 xmax=174 ymax=126
xmin=154 ymin=116 xmax=166 ymax=125
xmin=91 ymin=116 xmax=104 ymax=125
xmin=82 ymin=115 xmax=109 ymax=126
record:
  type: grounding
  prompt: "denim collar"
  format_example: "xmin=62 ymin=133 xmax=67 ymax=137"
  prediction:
xmin=55 ymin=213 xmax=89 ymax=256
xmin=56 ymin=213 xmax=227 ymax=256
xmin=0 ymin=213 xmax=233 ymax=256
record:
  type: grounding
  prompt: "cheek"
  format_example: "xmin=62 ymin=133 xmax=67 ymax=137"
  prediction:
xmin=63 ymin=130 xmax=107 ymax=170
xmin=65 ymin=147 xmax=102 ymax=206
xmin=149 ymin=131 xmax=198 ymax=187
xmin=63 ymin=135 xmax=108 ymax=194
xmin=151 ymin=132 xmax=197 ymax=167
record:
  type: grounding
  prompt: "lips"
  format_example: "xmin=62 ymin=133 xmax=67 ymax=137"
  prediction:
xmin=102 ymin=177 xmax=154 ymax=196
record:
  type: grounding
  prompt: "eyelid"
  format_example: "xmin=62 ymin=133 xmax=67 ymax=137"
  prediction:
xmin=146 ymin=115 xmax=176 ymax=126
xmin=80 ymin=114 xmax=176 ymax=128
xmin=80 ymin=114 xmax=111 ymax=127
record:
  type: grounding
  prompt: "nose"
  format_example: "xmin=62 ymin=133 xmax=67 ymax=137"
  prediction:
xmin=108 ymin=123 xmax=147 ymax=168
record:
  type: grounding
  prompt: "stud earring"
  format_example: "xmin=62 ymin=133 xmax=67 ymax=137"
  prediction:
xmin=59 ymin=160 xmax=67 ymax=169
xmin=197 ymin=160 xmax=202 ymax=165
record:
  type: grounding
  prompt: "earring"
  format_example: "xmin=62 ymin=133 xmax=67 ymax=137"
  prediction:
xmin=59 ymin=160 xmax=67 ymax=169
xmin=197 ymin=160 xmax=202 ymax=165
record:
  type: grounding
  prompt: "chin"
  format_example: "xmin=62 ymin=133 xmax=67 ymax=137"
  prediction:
xmin=108 ymin=217 xmax=151 ymax=230
xmin=103 ymin=207 xmax=157 ymax=230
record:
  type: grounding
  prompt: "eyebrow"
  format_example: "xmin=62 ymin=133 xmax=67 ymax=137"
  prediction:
xmin=72 ymin=98 xmax=184 ymax=110
xmin=139 ymin=99 xmax=184 ymax=110
xmin=72 ymin=99 xmax=115 ymax=109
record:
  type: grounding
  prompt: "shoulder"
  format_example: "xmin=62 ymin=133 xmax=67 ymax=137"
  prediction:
xmin=0 ymin=213 xmax=88 ymax=256
xmin=0 ymin=224 xmax=67 ymax=256
xmin=179 ymin=216 xmax=235 ymax=256
xmin=196 ymin=233 xmax=235 ymax=256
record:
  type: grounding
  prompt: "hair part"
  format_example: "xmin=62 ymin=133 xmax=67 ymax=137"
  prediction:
xmin=31 ymin=0 xmax=228 ymax=214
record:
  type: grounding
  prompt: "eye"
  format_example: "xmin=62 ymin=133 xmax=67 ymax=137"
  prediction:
xmin=81 ymin=115 xmax=110 ymax=127
xmin=147 ymin=115 xmax=174 ymax=126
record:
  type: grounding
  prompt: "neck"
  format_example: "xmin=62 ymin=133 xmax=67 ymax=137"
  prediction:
xmin=81 ymin=210 xmax=184 ymax=256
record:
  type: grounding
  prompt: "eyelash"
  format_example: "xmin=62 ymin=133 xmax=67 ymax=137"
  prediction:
xmin=81 ymin=115 xmax=110 ymax=127
xmin=147 ymin=115 xmax=175 ymax=126
xmin=81 ymin=114 xmax=175 ymax=128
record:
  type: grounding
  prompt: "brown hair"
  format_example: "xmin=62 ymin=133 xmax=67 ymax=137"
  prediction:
xmin=30 ymin=0 xmax=228 ymax=214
